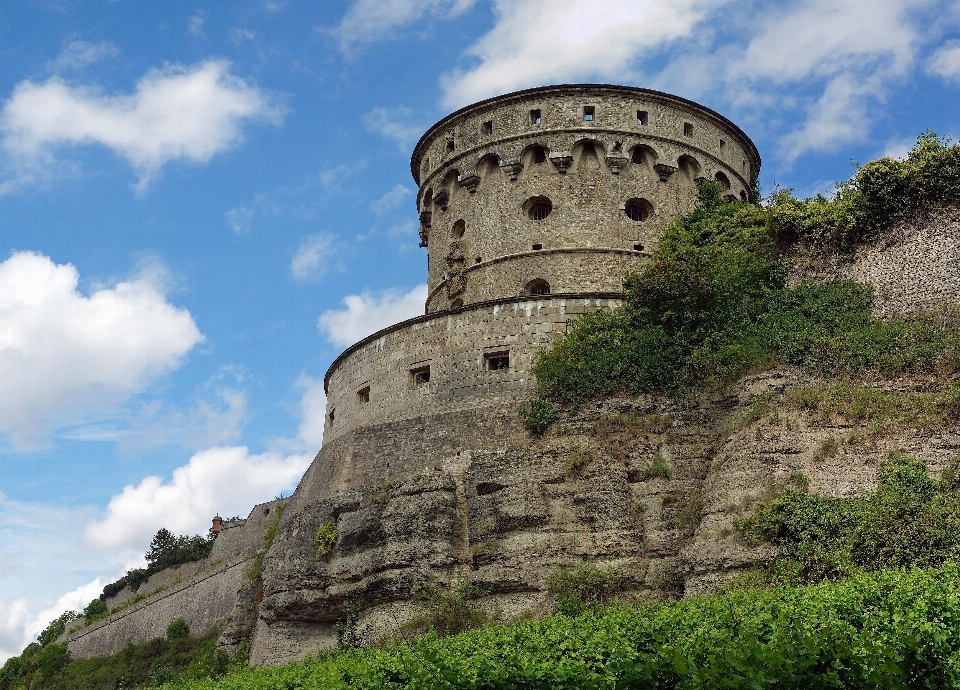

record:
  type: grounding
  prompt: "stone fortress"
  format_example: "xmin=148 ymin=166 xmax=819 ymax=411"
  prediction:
xmin=61 ymin=84 xmax=960 ymax=668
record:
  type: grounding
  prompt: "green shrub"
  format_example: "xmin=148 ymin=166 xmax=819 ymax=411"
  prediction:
xmin=548 ymin=561 xmax=625 ymax=616
xmin=642 ymin=452 xmax=672 ymax=480
xmin=166 ymin=618 xmax=189 ymax=640
xmin=315 ymin=521 xmax=339 ymax=557
xmin=519 ymin=398 xmax=557 ymax=434
xmin=532 ymin=158 xmax=960 ymax=404
xmin=737 ymin=453 xmax=960 ymax=585
xmin=82 ymin=598 xmax=108 ymax=625
xmin=410 ymin=580 xmax=486 ymax=636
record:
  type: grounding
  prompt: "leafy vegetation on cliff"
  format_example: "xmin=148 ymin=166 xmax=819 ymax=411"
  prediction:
xmin=735 ymin=453 xmax=960 ymax=586
xmin=100 ymin=528 xmax=215 ymax=601
xmin=528 ymin=134 xmax=960 ymax=411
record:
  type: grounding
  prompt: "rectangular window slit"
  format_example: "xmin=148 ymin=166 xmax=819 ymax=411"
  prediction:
xmin=485 ymin=352 xmax=510 ymax=371
xmin=633 ymin=243 xmax=644 ymax=251
xmin=683 ymin=122 xmax=694 ymax=136
xmin=446 ymin=140 xmax=455 ymax=153
xmin=328 ymin=408 xmax=335 ymax=423
xmin=719 ymin=139 xmax=726 ymax=150
xmin=357 ymin=386 xmax=370 ymax=404
xmin=637 ymin=110 xmax=648 ymax=126
xmin=482 ymin=121 xmax=493 ymax=135
xmin=532 ymin=243 xmax=543 ymax=250
xmin=530 ymin=109 xmax=541 ymax=125
xmin=584 ymin=106 xmax=595 ymax=121
xmin=411 ymin=365 xmax=431 ymax=385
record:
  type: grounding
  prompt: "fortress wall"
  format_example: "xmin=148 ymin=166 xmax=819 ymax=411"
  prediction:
xmin=66 ymin=557 xmax=249 ymax=660
xmin=842 ymin=213 xmax=960 ymax=318
xmin=413 ymin=85 xmax=759 ymax=312
xmin=425 ymin=248 xmax=646 ymax=312
xmin=323 ymin=295 xmax=623 ymax=444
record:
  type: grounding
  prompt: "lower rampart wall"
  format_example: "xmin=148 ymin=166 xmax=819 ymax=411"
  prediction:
xmin=66 ymin=557 xmax=250 ymax=659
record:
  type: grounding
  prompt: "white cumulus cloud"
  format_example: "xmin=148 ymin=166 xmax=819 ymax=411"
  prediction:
xmin=0 ymin=59 xmax=283 ymax=193
xmin=83 ymin=446 xmax=310 ymax=550
xmin=0 ymin=251 xmax=203 ymax=447
xmin=317 ymin=284 xmax=426 ymax=348
xmin=440 ymin=0 xmax=720 ymax=108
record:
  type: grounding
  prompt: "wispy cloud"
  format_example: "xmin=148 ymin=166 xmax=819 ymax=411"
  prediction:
xmin=48 ymin=40 xmax=118 ymax=72
xmin=928 ymin=40 xmax=960 ymax=81
xmin=0 ymin=59 xmax=284 ymax=193
xmin=363 ymin=106 xmax=427 ymax=152
xmin=224 ymin=163 xmax=366 ymax=234
xmin=335 ymin=0 xmax=479 ymax=52
xmin=371 ymin=183 xmax=412 ymax=216
xmin=188 ymin=12 xmax=206 ymax=36
xmin=291 ymin=232 xmax=337 ymax=282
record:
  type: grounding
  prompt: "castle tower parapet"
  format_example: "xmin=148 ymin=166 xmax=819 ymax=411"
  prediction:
xmin=411 ymin=84 xmax=760 ymax=313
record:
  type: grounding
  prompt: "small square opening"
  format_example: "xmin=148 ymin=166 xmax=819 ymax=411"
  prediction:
xmin=532 ymin=243 xmax=543 ymax=250
xmin=482 ymin=121 xmax=493 ymax=135
xmin=637 ymin=110 xmax=648 ymax=126
xmin=583 ymin=106 xmax=595 ymax=121
xmin=683 ymin=122 xmax=694 ymax=137
xmin=475 ymin=256 xmax=482 ymax=263
xmin=485 ymin=351 xmax=510 ymax=371
xmin=719 ymin=139 xmax=726 ymax=151
xmin=633 ymin=243 xmax=644 ymax=251
xmin=530 ymin=109 xmax=541 ymax=125
xmin=446 ymin=139 xmax=455 ymax=153
xmin=357 ymin=386 xmax=370 ymax=404
xmin=411 ymin=365 xmax=431 ymax=385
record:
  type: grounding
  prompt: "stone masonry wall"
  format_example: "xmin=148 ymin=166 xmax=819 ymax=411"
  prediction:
xmin=323 ymin=294 xmax=623 ymax=444
xmin=66 ymin=557 xmax=249 ymax=659
xmin=414 ymin=85 xmax=760 ymax=312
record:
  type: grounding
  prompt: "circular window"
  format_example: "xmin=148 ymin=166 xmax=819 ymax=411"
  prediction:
xmin=624 ymin=198 xmax=653 ymax=222
xmin=525 ymin=196 xmax=553 ymax=221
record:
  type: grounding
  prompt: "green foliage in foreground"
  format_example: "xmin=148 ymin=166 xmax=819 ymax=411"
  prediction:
xmin=154 ymin=563 xmax=960 ymax=689
xmin=736 ymin=453 xmax=960 ymax=585
xmin=102 ymin=528 xmax=215 ymax=601
xmin=0 ymin=632 xmax=227 ymax=690
xmin=530 ymin=137 xmax=960 ymax=406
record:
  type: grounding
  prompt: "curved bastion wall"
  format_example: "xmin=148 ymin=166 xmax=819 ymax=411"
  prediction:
xmin=412 ymin=84 xmax=761 ymax=313
xmin=323 ymin=294 xmax=624 ymax=444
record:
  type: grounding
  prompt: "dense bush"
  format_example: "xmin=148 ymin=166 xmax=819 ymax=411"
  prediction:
xmin=736 ymin=453 xmax=960 ymax=585
xmin=100 ymin=528 xmax=215 ymax=601
xmin=548 ymin=561 xmax=626 ymax=616
xmin=531 ymin=143 xmax=960 ymax=405
xmin=769 ymin=131 xmax=960 ymax=252
xmin=83 ymin=563 xmax=960 ymax=689
xmin=167 ymin=619 xmax=190 ymax=641
xmin=0 ymin=632 xmax=228 ymax=690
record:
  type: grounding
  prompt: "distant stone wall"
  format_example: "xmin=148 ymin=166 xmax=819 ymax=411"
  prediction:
xmin=843 ymin=213 xmax=960 ymax=318
xmin=66 ymin=556 xmax=249 ymax=659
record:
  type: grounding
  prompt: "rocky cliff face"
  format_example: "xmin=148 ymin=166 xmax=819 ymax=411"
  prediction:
xmin=250 ymin=368 xmax=960 ymax=666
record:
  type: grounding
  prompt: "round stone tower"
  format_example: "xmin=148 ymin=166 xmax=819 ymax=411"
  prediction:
xmin=412 ymin=84 xmax=760 ymax=313
xmin=252 ymin=86 xmax=761 ymax=665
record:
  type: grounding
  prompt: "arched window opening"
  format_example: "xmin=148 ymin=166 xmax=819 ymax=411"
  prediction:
xmin=740 ymin=190 xmax=748 ymax=201
xmin=451 ymin=219 xmax=465 ymax=238
xmin=525 ymin=279 xmax=551 ymax=296
xmin=631 ymin=144 xmax=657 ymax=167
xmin=678 ymin=154 xmax=701 ymax=180
xmin=532 ymin=145 xmax=546 ymax=164
xmin=421 ymin=188 xmax=433 ymax=210
xmin=715 ymin=171 xmax=731 ymax=191
xmin=624 ymin=198 xmax=654 ymax=222
xmin=525 ymin=196 xmax=553 ymax=221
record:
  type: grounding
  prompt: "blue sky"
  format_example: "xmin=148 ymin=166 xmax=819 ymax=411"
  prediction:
xmin=1 ymin=0 xmax=959 ymax=659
